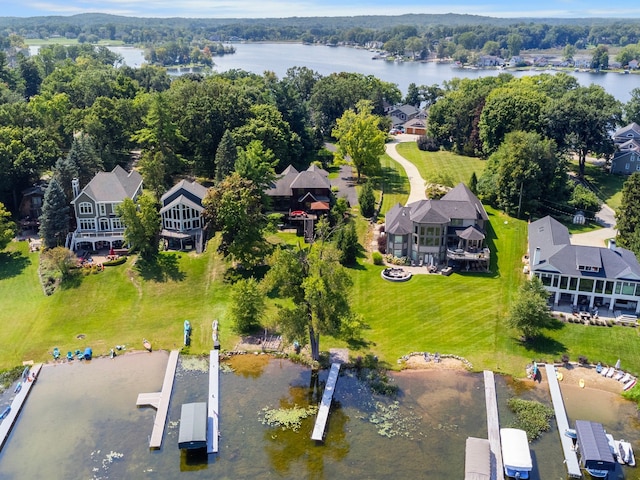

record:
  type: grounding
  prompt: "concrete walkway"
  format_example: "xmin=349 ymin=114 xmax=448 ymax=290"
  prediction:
xmin=385 ymin=136 xmax=426 ymax=206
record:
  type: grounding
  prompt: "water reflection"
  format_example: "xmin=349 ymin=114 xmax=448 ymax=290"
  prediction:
xmin=1 ymin=354 xmax=639 ymax=479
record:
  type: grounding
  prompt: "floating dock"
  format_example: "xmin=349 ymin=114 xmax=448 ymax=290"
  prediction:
xmin=311 ymin=362 xmax=341 ymax=441
xmin=136 ymin=350 xmax=179 ymax=449
xmin=483 ymin=370 xmax=504 ymax=480
xmin=207 ymin=349 xmax=219 ymax=453
xmin=544 ymin=364 xmax=582 ymax=478
xmin=0 ymin=363 xmax=42 ymax=453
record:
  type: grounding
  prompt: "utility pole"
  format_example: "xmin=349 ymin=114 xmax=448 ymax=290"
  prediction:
xmin=517 ymin=181 xmax=523 ymax=219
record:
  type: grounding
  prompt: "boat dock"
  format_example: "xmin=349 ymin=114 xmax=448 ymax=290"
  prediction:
xmin=136 ymin=350 xmax=179 ymax=449
xmin=311 ymin=362 xmax=341 ymax=441
xmin=483 ymin=370 xmax=504 ymax=480
xmin=207 ymin=349 xmax=219 ymax=453
xmin=0 ymin=363 xmax=42 ymax=453
xmin=544 ymin=364 xmax=582 ymax=478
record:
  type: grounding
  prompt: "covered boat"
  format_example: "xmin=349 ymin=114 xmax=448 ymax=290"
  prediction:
xmin=575 ymin=420 xmax=616 ymax=478
xmin=178 ymin=402 xmax=207 ymax=450
xmin=501 ymin=428 xmax=533 ymax=479
xmin=465 ymin=436 xmax=491 ymax=480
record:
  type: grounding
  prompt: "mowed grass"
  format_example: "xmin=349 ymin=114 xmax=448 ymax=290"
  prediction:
xmin=396 ymin=143 xmax=486 ymax=186
xmin=0 ymin=240 xmax=236 ymax=370
xmin=568 ymin=160 xmax=625 ymax=210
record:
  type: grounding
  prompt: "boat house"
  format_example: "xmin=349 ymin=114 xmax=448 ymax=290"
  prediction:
xmin=178 ymin=402 xmax=207 ymax=450
xmin=465 ymin=436 xmax=491 ymax=480
xmin=574 ymin=420 xmax=616 ymax=476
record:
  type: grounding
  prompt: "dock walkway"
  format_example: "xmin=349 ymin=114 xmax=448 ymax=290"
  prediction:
xmin=0 ymin=363 xmax=42 ymax=453
xmin=207 ymin=350 xmax=219 ymax=453
xmin=311 ymin=363 xmax=341 ymax=441
xmin=544 ymin=364 xmax=582 ymax=478
xmin=136 ymin=350 xmax=179 ymax=449
xmin=483 ymin=370 xmax=504 ymax=480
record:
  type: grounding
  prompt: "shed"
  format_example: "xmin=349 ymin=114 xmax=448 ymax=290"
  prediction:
xmin=575 ymin=420 xmax=616 ymax=472
xmin=465 ymin=436 xmax=491 ymax=480
xmin=178 ymin=402 xmax=207 ymax=450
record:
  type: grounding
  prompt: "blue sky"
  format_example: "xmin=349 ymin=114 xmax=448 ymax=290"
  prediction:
xmin=4 ymin=1 xmax=640 ymax=19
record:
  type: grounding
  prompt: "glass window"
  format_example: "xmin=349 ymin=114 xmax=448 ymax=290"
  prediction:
xmin=578 ymin=278 xmax=594 ymax=292
xmin=540 ymin=273 xmax=553 ymax=287
xmin=622 ymin=282 xmax=636 ymax=295
xmin=559 ymin=276 xmax=568 ymax=290
xmin=79 ymin=202 xmax=93 ymax=215
xmin=79 ymin=219 xmax=96 ymax=230
xmin=99 ymin=203 xmax=106 ymax=216
xmin=595 ymin=280 xmax=604 ymax=293
xmin=569 ymin=277 xmax=578 ymax=290
xmin=605 ymin=281 xmax=614 ymax=294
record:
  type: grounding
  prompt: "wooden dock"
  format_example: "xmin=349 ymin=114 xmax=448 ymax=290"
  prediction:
xmin=0 ymin=363 xmax=42 ymax=453
xmin=311 ymin=363 xmax=341 ymax=441
xmin=483 ymin=370 xmax=504 ymax=480
xmin=544 ymin=364 xmax=582 ymax=478
xmin=136 ymin=350 xmax=179 ymax=449
xmin=207 ymin=349 xmax=219 ymax=453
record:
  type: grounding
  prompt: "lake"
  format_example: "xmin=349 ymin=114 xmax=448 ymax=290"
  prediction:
xmin=0 ymin=353 xmax=638 ymax=479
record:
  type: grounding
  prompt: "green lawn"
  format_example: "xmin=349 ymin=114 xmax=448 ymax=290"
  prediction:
xmin=0 ymin=241 xmax=236 ymax=370
xmin=376 ymin=153 xmax=410 ymax=215
xmin=568 ymin=160 xmax=625 ymax=210
xmin=396 ymin=143 xmax=486 ymax=186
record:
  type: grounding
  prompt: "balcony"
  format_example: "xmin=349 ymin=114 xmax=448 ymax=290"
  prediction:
xmin=446 ymin=247 xmax=490 ymax=261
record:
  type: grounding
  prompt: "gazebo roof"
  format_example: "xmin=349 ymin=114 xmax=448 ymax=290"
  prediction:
xmin=457 ymin=225 xmax=485 ymax=241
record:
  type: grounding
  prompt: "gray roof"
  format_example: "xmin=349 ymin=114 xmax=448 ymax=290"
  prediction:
xmin=458 ymin=225 xmax=485 ymax=241
xmin=575 ymin=420 xmax=615 ymax=468
xmin=178 ymin=402 xmax=207 ymax=450
xmin=529 ymin=216 xmax=640 ymax=280
xmin=385 ymin=183 xmax=487 ymax=235
xmin=161 ymin=179 xmax=207 ymax=203
xmin=614 ymin=122 xmax=640 ymax=143
xmin=289 ymin=166 xmax=331 ymax=190
xmin=76 ymin=165 xmax=142 ymax=203
xmin=266 ymin=165 xmax=299 ymax=197
xmin=160 ymin=194 xmax=204 ymax=215
xmin=465 ymin=437 xmax=490 ymax=480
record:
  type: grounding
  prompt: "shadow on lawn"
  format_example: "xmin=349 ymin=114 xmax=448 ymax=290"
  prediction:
xmin=375 ymin=165 xmax=409 ymax=197
xmin=136 ymin=254 xmax=185 ymax=282
xmin=0 ymin=250 xmax=31 ymax=280
xmin=518 ymin=334 xmax=566 ymax=358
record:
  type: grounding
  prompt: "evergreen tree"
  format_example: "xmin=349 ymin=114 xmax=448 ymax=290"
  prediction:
xmin=39 ymin=178 xmax=70 ymax=249
xmin=69 ymin=134 xmax=103 ymax=187
xmin=53 ymin=156 xmax=79 ymax=203
xmin=335 ymin=221 xmax=359 ymax=265
xmin=616 ymin=172 xmax=640 ymax=256
xmin=215 ymin=129 xmax=237 ymax=183
xmin=358 ymin=180 xmax=376 ymax=218
xmin=469 ymin=171 xmax=478 ymax=194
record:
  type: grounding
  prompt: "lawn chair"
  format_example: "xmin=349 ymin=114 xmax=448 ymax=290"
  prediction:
xmin=66 ymin=351 xmax=74 ymax=361
xmin=419 ymin=258 xmax=424 ymax=267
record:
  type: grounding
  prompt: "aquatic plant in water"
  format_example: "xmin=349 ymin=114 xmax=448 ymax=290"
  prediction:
xmin=367 ymin=401 xmax=422 ymax=439
xmin=260 ymin=404 xmax=318 ymax=432
xmin=507 ymin=397 xmax=554 ymax=440
xmin=180 ymin=356 xmax=209 ymax=372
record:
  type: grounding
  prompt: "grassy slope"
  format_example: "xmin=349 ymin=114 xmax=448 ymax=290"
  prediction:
xmin=396 ymin=143 xmax=486 ymax=185
xmin=568 ymin=159 xmax=625 ymax=210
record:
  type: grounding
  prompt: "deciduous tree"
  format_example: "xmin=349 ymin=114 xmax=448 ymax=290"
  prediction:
xmin=332 ymin=100 xmax=385 ymax=181
xmin=616 ymin=172 xmax=640 ymax=256
xmin=227 ymin=277 xmax=265 ymax=334
xmin=507 ymin=276 xmax=555 ymax=341
xmin=0 ymin=201 xmax=16 ymax=251
xmin=116 ymin=192 xmax=161 ymax=259
xmin=41 ymin=246 xmax=76 ymax=279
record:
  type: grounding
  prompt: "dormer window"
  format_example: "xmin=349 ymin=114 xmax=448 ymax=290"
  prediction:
xmin=578 ymin=265 xmax=600 ymax=272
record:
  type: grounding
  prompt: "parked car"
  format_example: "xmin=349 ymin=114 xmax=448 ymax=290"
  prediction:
xmin=389 ymin=128 xmax=401 ymax=135
xmin=290 ymin=210 xmax=307 ymax=217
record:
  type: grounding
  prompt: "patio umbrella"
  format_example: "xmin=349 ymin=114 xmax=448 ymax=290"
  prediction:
xmin=615 ymin=359 xmax=621 ymax=370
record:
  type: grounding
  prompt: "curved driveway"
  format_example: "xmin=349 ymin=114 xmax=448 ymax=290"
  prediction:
xmin=385 ymin=135 xmax=426 ymax=206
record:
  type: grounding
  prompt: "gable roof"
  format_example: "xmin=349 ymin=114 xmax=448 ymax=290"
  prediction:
xmin=385 ymin=203 xmax=413 ymax=235
xmin=161 ymin=179 xmax=207 ymax=204
xmin=441 ymin=183 xmax=489 ymax=221
xmin=289 ymin=166 xmax=331 ymax=190
xmin=266 ymin=165 xmax=299 ymax=197
xmin=73 ymin=165 xmax=142 ymax=204
xmin=614 ymin=122 xmax=640 ymax=143
xmin=529 ymin=216 xmax=640 ymax=280
xmin=575 ymin=420 xmax=615 ymax=468
xmin=160 ymin=194 xmax=204 ymax=215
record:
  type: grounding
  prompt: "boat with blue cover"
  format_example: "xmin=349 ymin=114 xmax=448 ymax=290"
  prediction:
xmin=0 ymin=406 xmax=10 ymax=420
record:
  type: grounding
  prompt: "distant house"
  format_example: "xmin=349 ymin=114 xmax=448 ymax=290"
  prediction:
xmin=266 ymin=164 xmax=332 ymax=213
xmin=477 ymin=55 xmax=504 ymax=67
xmin=629 ymin=60 xmax=639 ymax=70
xmin=160 ymin=179 xmax=208 ymax=252
xmin=68 ymin=165 xmax=143 ymax=252
xmin=19 ymin=183 xmax=46 ymax=223
xmin=385 ymin=183 xmax=489 ymax=268
xmin=610 ymin=123 xmax=640 ymax=174
xmin=403 ymin=110 xmax=427 ymax=135
xmin=528 ymin=216 xmax=640 ymax=315
xmin=388 ymin=104 xmax=420 ymax=127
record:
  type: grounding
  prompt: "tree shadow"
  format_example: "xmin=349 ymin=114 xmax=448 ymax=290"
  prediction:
xmin=516 ymin=334 xmax=566 ymax=358
xmin=59 ymin=271 xmax=83 ymax=290
xmin=136 ymin=253 xmax=185 ymax=282
xmin=0 ymin=250 xmax=31 ymax=280
xmin=375 ymin=165 xmax=409 ymax=197
xmin=223 ymin=264 xmax=269 ymax=284
xmin=483 ymin=214 xmax=500 ymax=279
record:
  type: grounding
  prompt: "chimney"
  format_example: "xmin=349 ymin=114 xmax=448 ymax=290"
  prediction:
xmin=72 ymin=178 xmax=80 ymax=199
xmin=608 ymin=239 xmax=617 ymax=251
xmin=532 ymin=247 xmax=541 ymax=266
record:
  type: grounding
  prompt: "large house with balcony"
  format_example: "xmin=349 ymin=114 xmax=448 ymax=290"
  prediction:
xmin=68 ymin=165 xmax=143 ymax=252
xmin=528 ymin=216 xmax=640 ymax=315
xmin=384 ymin=183 xmax=489 ymax=268
xmin=159 ymin=179 xmax=208 ymax=252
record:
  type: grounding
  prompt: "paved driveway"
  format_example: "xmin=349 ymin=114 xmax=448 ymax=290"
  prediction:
xmin=385 ymin=135 xmax=426 ymax=205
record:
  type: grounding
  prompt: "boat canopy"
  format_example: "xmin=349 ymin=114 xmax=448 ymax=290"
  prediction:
xmin=178 ymin=402 xmax=207 ymax=450
xmin=465 ymin=436 xmax=491 ymax=480
xmin=500 ymin=428 xmax=533 ymax=471
xmin=575 ymin=420 xmax=616 ymax=471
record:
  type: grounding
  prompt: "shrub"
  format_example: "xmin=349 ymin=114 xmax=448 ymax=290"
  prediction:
xmin=372 ymin=251 xmax=384 ymax=265
xmin=377 ymin=233 xmax=387 ymax=253
xmin=103 ymin=257 xmax=127 ymax=266
xmin=561 ymin=354 xmax=570 ymax=363
xmin=578 ymin=355 xmax=589 ymax=365
xmin=507 ymin=398 xmax=554 ymax=440
xmin=416 ymin=135 xmax=439 ymax=151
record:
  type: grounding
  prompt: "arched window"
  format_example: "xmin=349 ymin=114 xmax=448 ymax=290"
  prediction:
xmin=79 ymin=202 xmax=93 ymax=215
